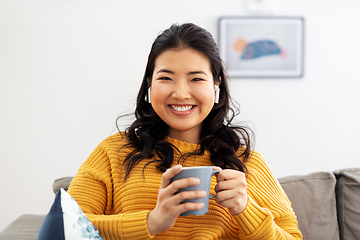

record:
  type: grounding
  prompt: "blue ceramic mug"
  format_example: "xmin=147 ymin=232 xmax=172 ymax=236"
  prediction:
xmin=171 ymin=166 xmax=220 ymax=216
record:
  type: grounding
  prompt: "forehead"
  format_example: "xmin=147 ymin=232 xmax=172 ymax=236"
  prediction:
xmin=154 ymin=48 xmax=211 ymax=72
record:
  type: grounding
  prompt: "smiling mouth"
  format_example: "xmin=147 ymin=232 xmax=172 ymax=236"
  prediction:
xmin=170 ymin=105 xmax=194 ymax=112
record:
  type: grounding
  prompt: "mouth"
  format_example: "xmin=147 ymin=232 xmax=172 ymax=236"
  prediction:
xmin=170 ymin=105 xmax=195 ymax=112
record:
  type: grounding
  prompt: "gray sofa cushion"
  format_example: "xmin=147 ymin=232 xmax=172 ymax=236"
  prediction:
xmin=0 ymin=214 xmax=45 ymax=240
xmin=53 ymin=177 xmax=73 ymax=194
xmin=278 ymin=171 xmax=340 ymax=240
xmin=333 ymin=168 xmax=360 ymax=240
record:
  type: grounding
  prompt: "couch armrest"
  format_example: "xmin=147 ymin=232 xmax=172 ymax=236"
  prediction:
xmin=0 ymin=214 xmax=45 ymax=240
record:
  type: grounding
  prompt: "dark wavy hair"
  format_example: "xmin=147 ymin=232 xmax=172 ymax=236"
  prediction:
xmin=117 ymin=23 xmax=253 ymax=179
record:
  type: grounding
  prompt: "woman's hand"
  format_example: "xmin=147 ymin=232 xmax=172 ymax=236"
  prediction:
xmin=214 ymin=167 xmax=248 ymax=215
xmin=147 ymin=165 xmax=206 ymax=236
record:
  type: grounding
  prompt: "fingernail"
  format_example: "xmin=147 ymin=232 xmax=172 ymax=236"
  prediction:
xmin=193 ymin=178 xmax=200 ymax=184
xmin=200 ymin=191 xmax=206 ymax=197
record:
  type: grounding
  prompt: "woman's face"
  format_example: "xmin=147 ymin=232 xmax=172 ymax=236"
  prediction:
xmin=150 ymin=48 xmax=217 ymax=143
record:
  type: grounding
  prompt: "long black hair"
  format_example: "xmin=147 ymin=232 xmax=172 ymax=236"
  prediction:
xmin=117 ymin=23 xmax=253 ymax=179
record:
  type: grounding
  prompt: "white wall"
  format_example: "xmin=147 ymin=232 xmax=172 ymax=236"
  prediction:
xmin=1 ymin=0 xmax=359 ymax=231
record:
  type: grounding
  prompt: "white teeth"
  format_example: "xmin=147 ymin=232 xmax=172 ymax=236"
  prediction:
xmin=171 ymin=105 xmax=193 ymax=112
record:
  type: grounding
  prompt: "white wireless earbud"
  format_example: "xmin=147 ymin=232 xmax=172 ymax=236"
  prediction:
xmin=147 ymin=87 xmax=151 ymax=103
xmin=214 ymin=85 xmax=220 ymax=104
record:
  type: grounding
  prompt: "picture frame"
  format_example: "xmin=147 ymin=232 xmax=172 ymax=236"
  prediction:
xmin=218 ymin=17 xmax=304 ymax=78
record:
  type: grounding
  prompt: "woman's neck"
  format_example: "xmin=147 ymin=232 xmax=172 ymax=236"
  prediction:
xmin=168 ymin=127 xmax=200 ymax=144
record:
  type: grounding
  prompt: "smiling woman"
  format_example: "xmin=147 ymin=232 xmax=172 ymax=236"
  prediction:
xmin=67 ymin=23 xmax=303 ymax=239
xmin=150 ymin=48 xmax=217 ymax=143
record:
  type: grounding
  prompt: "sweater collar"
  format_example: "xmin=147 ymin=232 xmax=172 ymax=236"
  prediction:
xmin=165 ymin=136 xmax=201 ymax=153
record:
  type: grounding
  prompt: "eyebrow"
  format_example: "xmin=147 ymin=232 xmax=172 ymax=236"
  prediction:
xmin=156 ymin=69 xmax=208 ymax=76
xmin=156 ymin=69 xmax=174 ymax=74
xmin=188 ymin=71 xmax=208 ymax=76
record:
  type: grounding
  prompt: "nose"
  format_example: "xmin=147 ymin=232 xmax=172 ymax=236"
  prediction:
xmin=171 ymin=81 xmax=191 ymax=100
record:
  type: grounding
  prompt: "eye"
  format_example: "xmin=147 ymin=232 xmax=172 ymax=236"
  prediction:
xmin=191 ymin=78 xmax=204 ymax=82
xmin=158 ymin=77 xmax=172 ymax=81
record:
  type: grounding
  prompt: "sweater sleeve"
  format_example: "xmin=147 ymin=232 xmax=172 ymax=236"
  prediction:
xmin=234 ymin=151 xmax=303 ymax=239
xmin=67 ymin=138 xmax=154 ymax=240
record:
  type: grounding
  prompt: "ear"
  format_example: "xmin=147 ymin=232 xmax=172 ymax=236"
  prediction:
xmin=214 ymin=74 xmax=222 ymax=87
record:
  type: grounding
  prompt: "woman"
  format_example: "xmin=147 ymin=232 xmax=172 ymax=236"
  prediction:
xmin=68 ymin=23 xmax=302 ymax=239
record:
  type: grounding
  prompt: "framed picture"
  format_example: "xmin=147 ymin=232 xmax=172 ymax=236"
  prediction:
xmin=218 ymin=17 xmax=304 ymax=78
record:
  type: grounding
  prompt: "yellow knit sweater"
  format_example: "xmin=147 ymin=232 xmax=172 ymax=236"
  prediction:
xmin=68 ymin=132 xmax=302 ymax=239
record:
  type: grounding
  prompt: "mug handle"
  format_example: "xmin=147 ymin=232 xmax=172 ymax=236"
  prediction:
xmin=209 ymin=170 xmax=220 ymax=199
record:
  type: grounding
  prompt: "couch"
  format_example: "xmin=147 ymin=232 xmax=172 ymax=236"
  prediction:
xmin=1 ymin=168 xmax=359 ymax=240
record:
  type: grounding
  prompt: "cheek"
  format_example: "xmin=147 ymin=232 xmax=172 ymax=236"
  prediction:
xmin=194 ymin=87 xmax=215 ymax=105
xmin=150 ymin=85 xmax=170 ymax=107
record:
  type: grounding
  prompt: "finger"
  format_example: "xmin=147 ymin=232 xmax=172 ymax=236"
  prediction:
xmin=178 ymin=202 xmax=205 ymax=215
xmin=212 ymin=166 xmax=222 ymax=171
xmin=168 ymin=177 xmax=201 ymax=196
xmin=217 ymin=169 xmax=245 ymax=182
xmin=173 ymin=191 xmax=206 ymax=216
xmin=173 ymin=190 xmax=207 ymax=203
xmin=160 ymin=165 xmax=182 ymax=189
xmin=215 ymin=178 xmax=241 ymax=193
xmin=215 ymin=188 xmax=237 ymax=202
xmin=167 ymin=201 xmax=205 ymax=217
xmin=161 ymin=190 xmax=206 ymax=217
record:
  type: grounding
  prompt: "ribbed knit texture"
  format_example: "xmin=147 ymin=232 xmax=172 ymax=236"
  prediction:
xmin=68 ymin=132 xmax=302 ymax=239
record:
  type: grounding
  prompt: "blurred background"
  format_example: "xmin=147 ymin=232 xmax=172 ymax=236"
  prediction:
xmin=1 ymin=0 xmax=359 ymax=231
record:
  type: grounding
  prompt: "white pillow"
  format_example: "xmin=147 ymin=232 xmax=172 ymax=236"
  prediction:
xmin=38 ymin=188 xmax=103 ymax=240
